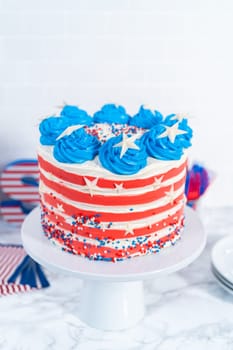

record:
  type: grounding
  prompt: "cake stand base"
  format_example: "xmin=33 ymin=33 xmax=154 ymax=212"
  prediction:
xmin=80 ymin=280 xmax=144 ymax=330
xmin=21 ymin=206 xmax=206 ymax=331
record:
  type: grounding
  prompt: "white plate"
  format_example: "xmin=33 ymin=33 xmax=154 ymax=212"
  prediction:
xmin=21 ymin=205 xmax=206 ymax=282
xmin=211 ymin=235 xmax=233 ymax=285
xmin=212 ymin=268 xmax=233 ymax=295
xmin=212 ymin=265 xmax=233 ymax=289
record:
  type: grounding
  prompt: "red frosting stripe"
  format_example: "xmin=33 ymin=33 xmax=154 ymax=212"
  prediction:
xmin=42 ymin=192 xmax=184 ymax=222
xmin=42 ymin=205 xmax=184 ymax=240
xmin=38 ymin=154 xmax=187 ymax=189
xmin=40 ymin=171 xmax=186 ymax=206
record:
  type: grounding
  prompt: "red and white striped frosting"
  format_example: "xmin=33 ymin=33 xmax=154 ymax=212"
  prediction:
xmin=38 ymin=142 xmax=188 ymax=261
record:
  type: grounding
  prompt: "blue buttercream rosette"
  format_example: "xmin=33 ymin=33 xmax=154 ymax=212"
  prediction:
xmin=99 ymin=134 xmax=147 ymax=175
xmin=142 ymin=124 xmax=185 ymax=160
xmin=129 ymin=105 xmax=163 ymax=129
xmin=53 ymin=128 xmax=101 ymax=163
xmin=93 ymin=104 xmax=130 ymax=124
xmin=39 ymin=117 xmax=70 ymax=145
xmin=61 ymin=105 xmax=93 ymax=126
xmin=164 ymin=114 xmax=193 ymax=148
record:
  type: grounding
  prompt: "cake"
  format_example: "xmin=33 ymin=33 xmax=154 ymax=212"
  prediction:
xmin=38 ymin=104 xmax=193 ymax=261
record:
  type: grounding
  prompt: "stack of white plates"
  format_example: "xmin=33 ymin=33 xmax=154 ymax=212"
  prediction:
xmin=211 ymin=235 xmax=233 ymax=294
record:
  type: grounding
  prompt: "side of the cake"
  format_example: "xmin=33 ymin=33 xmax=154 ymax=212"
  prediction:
xmin=37 ymin=104 xmax=193 ymax=261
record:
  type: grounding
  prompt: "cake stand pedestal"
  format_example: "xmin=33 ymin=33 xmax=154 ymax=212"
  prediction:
xmin=21 ymin=206 xmax=206 ymax=331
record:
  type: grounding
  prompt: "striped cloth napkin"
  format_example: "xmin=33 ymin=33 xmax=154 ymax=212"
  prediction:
xmin=0 ymin=244 xmax=49 ymax=296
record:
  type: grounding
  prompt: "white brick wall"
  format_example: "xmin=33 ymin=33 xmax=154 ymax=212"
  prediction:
xmin=0 ymin=0 xmax=233 ymax=206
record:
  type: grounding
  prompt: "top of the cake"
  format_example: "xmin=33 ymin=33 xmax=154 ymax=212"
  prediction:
xmin=38 ymin=104 xmax=193 ymax=175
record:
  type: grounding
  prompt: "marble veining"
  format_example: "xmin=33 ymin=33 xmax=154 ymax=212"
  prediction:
xmin=1 ymin=207 xmax=233 ymax=349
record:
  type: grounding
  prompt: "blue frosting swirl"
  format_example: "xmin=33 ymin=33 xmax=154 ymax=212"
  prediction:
xmin=93 ymin=104 xmax=129 ymax=124
xmin=53 ymin=128 xmax=101 ymax=164
xmin=164 ymin=114 xmax=193 ymax=148
xmin=39 ymin=117 xmax=70 ymax=145
xmin=61 ymin=105 xmax=92 ymax=126
xmin=142 ymin=124 xmax=184 ymax=160
xmin=129 ymin=105 xmax=163 ymax=129
xmin=98 ymin=134 xmax=147 ymax=175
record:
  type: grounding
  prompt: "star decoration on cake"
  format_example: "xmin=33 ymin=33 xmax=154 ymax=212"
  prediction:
xmin=143 ymin=104 xmax=156 ymax=112
xmin=56 ymin=101 xmax=67 ymax=109
xmin=56 ymin=124 xmax=83 ymax=140
xmin=153 ymin=176 xmax=164 ymax=190
xmin=164 ymin=185 xmax=177 ymax=205
xmin=56 ymin=204 xmax=65 ymax=213
xmin=114 ymin=183 xmax=124 ymax=193
xmin=113 ymin=134 xmax=140 ymax=158
xmin=125 ymin=223 xmax=135 ymax=236
xmin=83 ymin=177 xmax=99 ymax=197
xmin=157 ymin=122 xmax=187 ymax=143
xmin=170 ymin=113 xmax=188 ymax=123
xmin=101 ymin=222 xmax=108 ymax=232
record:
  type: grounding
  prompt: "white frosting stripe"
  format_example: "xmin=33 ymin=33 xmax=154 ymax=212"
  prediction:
xmin=39 ymin=171 xmax=186 ymax=207
xmin=40 ymin=179 xmax=185 ymax=214
xmin=39 ymin=166 xmax=187 ymax=196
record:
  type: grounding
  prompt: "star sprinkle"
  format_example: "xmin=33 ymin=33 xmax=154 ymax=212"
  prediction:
xmin=101 ymin=222 xmax=108 ymax=232
xmin=56 ymin=101 xmax=67 ymax=109
xmin=157 ymin=122 xmax=187 ymax=143
xmin=125 ymin=223 xmax=135 ymax=236
xmin=153 ymin=176 xmax=164 ymax=190
xmin=170 ymin=113 xmax=188 ymax=123
xmin=113 ymin=133 xmax=140 ymax=158
xmin=143 ymin=104 xmax=156 ymax=112
xmin=114 ymin=183 xmax=124 ymax=193
xmin=56 ymin=125 xmax=83 ymax=140
xmin=164 ymin=185 xmax=177 ymax=205
xmin=56 ymin=204 xmax=65 ymax=213
xmin=83 ymin=177 xmax=99 ymax=197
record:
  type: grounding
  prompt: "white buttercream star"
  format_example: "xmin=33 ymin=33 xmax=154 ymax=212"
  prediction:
xmin=113 ymin=133 xmax=140 ymax=158
xmin=83 ymin=177 xmax=99 ymax=197
xmin=164 ymin=185 xmax=177 ymax=205
xmin=114 ymin=183 xmax=124 ymax=193
xmin=56 ymin=125 xmax=83 ymax=140
xmin=143 ymin=104 xmax=156 ymax=112
xmin=170 ymin=113 xmax=187 ymax=123
xmin=56 ymin=204 xmax=65 ymax=213
xmin=125 ymin=223 xmax=135 ymax=236
xmin=157 ymin=122 xmax=187 ymax=143
xmin=101 ymin=222 xmax=108 ymax=232
xmin=56 ymin=102 xmax=67 ymax=110
xmin=153 ymin=176 xmax=164 ymax=190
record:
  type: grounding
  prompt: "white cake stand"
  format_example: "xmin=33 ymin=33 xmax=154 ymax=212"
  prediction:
xmin=21 ymin=206 xmax=206 ymax=331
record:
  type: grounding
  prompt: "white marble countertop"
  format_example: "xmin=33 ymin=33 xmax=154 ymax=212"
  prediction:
xmin=1 ymin=207 xmax=233 ymax=350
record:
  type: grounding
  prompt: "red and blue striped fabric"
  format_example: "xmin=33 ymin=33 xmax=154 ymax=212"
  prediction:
xmin=0 ymin=244 xmax=49 ymax=296
xmin=0 ymin=159 xmax=39 ymax=226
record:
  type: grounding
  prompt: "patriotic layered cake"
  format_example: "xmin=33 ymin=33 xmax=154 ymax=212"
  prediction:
xmin=38 ymin=104 xmax=193 ymax=261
